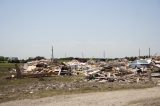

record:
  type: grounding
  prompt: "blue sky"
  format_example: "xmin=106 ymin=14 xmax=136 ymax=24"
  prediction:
xmin=0 ymin=0 xmax=160 ymax=59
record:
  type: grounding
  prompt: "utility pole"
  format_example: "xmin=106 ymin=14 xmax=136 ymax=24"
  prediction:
xmin=139 ymin=48 xmax=141 ymax=58
xmin=81 ymin=52 xmax=84 ymax=58
xmin=103 ymin=50 xmax=106 ymax=59
xmin=149 ymin=48 xmax=151 ymax=58
xmin=51 ymin=45 xmax=54 ymax=62
xmin=65 ymin=52 xmax=67 ymax=58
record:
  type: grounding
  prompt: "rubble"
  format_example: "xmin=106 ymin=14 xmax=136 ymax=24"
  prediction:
xmin=151 ymin=73 xmax=160 ymax=77
xmin=9 ymin=58 xmax=160 ymax=83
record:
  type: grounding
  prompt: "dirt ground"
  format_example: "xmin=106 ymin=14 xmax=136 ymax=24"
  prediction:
xmin=0 ymin=87 xmax=160 ymax=106
xmin=128 ymin=97 xmax=160 ymax=106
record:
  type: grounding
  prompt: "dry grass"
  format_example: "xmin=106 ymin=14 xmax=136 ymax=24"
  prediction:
xmin=128 ymin=97 xmax=160 ymax=106
xmin=0 ymin=63 xmax=156 ymax=103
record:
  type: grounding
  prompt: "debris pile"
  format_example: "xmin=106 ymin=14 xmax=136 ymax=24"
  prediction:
xmin=11 ymin=59 xmax=72 ymax=77
xmin=10 ymin=58 xmax=160 ymax=83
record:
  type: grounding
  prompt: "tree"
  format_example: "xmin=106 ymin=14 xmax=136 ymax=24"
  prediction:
xmin=0 ymin=56 xmax=4 ymax=61
xmin=8 ymin=57 xmax=20 ymax=63
xmin=34 ymin=56 xmax=45 ymax=60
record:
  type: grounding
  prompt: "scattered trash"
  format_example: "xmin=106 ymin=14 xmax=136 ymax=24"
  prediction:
xmin=29 ymin=91 xmax=34 ymax=94
xmin=9 ymin=58 xmax=160 ymax=83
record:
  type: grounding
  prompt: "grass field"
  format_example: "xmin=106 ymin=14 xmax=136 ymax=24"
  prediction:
xmin=0 ymin=63 xmax=15 ymax=77
xmin=0 ymin=63 xmax=15 ymax=68
xmin=0 ymin=63 xmax=156 ymax=103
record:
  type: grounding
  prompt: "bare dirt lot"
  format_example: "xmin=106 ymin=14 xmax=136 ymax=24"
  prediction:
xmin=0 ymin=87 xmax=160 ymax=106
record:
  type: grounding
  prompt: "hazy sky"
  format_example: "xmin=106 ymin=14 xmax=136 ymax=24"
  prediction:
xmin=0 ymin=0 xmax=160 ymax=59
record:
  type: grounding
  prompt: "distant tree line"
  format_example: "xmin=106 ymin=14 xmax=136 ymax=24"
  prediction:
xmin=125 ymin=56 xmax=150 ymax=61
xmin=26 ymin=56 xmax=46 ymax=62
xmin=0 ymin=56 xmax=9 ymax=63
xmin=0 ymin=56 xmax=46 ymax=63
xmin=58 ymin=57 xmax=109 ymax=62
xmin=0 ymin=55 xmax=151 ymax=63
xmin=0 ymin=56 xmax=20 ymax=63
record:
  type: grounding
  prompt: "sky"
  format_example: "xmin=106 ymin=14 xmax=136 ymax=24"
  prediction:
xmin=0 ymin=0 xmax=160 ymax=59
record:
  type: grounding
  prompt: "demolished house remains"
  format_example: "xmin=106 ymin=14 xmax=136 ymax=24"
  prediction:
xmin=10 ymin=57 xmax=160 ymax=83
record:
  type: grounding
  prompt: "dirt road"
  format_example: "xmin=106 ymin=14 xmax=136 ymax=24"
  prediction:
xmin=0 ymin=87 xmax=160 ymax=106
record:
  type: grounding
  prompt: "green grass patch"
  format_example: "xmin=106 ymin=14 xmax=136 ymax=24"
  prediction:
xmin=0 ymin=63 xmax=15 ymax=68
